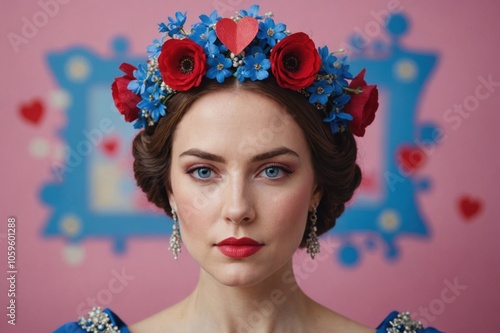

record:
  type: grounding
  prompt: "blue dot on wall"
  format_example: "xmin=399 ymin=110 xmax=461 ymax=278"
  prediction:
xmin=387 ymin=13 xmax=409 ymax=37
xmin=339 ymin=243 xmax=359 ymax=266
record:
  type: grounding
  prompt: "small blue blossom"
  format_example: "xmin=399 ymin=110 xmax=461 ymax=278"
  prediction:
xmin=239 ymin=4 xmax=263 ymax=19
xmin=204 ymin=43 xmax=221 ymax=58
xmin=137 ymin=98 xmax=166 ymax=122
xmin=323 ymin=110 xmax=353 ymax=134
xmin=161 ymin=11 xmax=187 ymax=37
xmin=133 ymin=116 xmax=147 ymax=129
xmin=241 ymin=52 xmax=270 ymax=81
xmin=307 ymin=80 xmax=334 ymax=105
xmin=332 ymin=93 xmax=351 ymax=109
xmin=127 ymin=64 xmax=149 ymax=95
xmin=318 ymin=46 xmax=338 ymax=75
xmin=199 ymin=10 xmax=220 ymax=27
xmin=206 ymin=54 xmax=232 ymax=83
xmin=146 ymin=36 xmax=165 ymax=58
xmin=191 ymin=25 xmax=217 ymax=47
xmin=257 ymin=18 xmax=286 ymax=47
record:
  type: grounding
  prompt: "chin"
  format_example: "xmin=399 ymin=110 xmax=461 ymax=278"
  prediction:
xmin=206 ymin=261 xmax=272 ymax=288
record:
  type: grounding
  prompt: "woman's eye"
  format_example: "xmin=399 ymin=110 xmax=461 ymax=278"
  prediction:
xmin=191 ymin=167 xmax=213 ymax=179
xmin=261 ymin=165 xmax=290 ymax=179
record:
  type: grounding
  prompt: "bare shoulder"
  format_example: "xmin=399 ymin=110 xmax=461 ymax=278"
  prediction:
xmin=127 ymin=301 xmax=186 ymax=333
xmin=310 ymin=302 xmax=375 ymax=333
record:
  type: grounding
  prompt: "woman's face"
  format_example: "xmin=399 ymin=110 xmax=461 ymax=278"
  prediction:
xmin=168 ymin=89 xmax=321 ymax=287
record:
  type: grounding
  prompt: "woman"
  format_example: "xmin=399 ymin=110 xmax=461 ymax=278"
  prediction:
xmin=55 ymin=5 xmax=441 ymax=333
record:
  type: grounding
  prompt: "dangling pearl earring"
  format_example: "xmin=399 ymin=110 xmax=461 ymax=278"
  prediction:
xmin=169 ymin=209 xmax=182 ymax=260
xmin=306 ymin=205 xmax=320 ymax=259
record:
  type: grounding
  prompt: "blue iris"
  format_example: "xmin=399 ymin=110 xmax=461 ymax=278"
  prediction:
xmin=307 ymin=80 xmax=334 ymax=105
xmin=195 ymin=167 xmax=212 ymax=179
xmin=206 ymin=54 xmax=233 ymax=83
xmin=257 ymin=18 xmax=286 ymax=47
xmin=264 ymin=166 xmax=281 ymax=178
xmin=240 ymin=52 xmax=270 ymax=81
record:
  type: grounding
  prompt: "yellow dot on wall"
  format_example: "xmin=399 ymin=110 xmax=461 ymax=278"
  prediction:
xmin=378 ymin=209 xmax=401 ymax=232
xmin=394 ymin=59 xmax=418 ymax=82
xmin=59 ymin=214 xmax=82 ymax=237
xmin=65 ymin=56 xmax=91 ymax=82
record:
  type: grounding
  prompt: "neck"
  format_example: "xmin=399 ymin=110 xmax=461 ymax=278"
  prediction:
xmin=182 ymin=259 xmax=313 ymax=333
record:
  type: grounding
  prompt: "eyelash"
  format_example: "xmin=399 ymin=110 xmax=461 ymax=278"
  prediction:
xmin=185 ymin=164 xmax=293 ymax=183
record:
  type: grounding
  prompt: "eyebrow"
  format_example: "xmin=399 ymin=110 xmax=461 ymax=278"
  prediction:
xmin=179 ymin=146 xmax=300 ymax=163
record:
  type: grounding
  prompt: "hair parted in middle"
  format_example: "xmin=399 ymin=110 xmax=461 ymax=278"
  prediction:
xmin=132 ymin=75 xmax=361 ymax=247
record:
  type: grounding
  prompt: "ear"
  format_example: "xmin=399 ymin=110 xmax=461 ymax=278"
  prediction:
xmin=167 ymin=191 xmax=177 ymax=213
xmin=310 ymin=183 xmax=323 ymax=210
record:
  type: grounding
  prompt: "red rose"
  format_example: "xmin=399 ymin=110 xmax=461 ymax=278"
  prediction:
xmin=270 ymin=32 xmax=321 ymax=90
xmin=344 ymin=69 xmax=379 ymax=137
xmin=111 ymin=63 xmax=142 ymax=122
xmin=158 ymin=38 xmax=207 ymax=91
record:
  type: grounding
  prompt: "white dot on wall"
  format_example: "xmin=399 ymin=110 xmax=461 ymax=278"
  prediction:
xmin=59 ymin=214 xmax=82 ymax=237
xmin=29 ymin=137 xmax=50 ymax=159
xmin=49 ymin=89 xmax=71 ymax=109
xmin=66 ymin=56 xmax=91 ymax=82
xmin=378 ymin=209 xmax=401 ymax=232
xmin=394 ymin=59 xmax=418 ymax=82
xmin=62 ymin=244 xmax=85 ymax=266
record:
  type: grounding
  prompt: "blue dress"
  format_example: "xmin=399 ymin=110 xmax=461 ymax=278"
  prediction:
xmin=53 ymin=307 xmax=443 ymax=332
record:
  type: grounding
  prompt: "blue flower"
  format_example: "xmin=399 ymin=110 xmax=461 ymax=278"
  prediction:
xmin=206 ymin=54 xmax=232 ymax=83
xmin=239 ymin=4 xmax=263 ymax=19
xmin=199 ymin=10 xmax=220 ymax=27
xmin=307 ymin=80 xmax=334 ymax=104
xmin=159 ymin=11 xmax=187 ymax=37
xmin=137 ymin=98 xmax=166 ymax=122
xmin=133 ymin=116 xmax=147 ymax=129
xmin=323 ymin=110 xmax=353 ymax=134
xmin=191 ymin=25 xmax=217 ymax=47
xmin=127 ymin=64 xmax=148 ymax=95
xmin=318 ymin=46 xmax=338 ymax=75
xmin=257 ymin=18 xmax=286 ymax=47
xmin=241 ymin=52 xmax=270 ymax=81
xmin=332 ymin=93 xmax=351 ymax=109
xmin=146 ymin=36 xmax=165 ymax=58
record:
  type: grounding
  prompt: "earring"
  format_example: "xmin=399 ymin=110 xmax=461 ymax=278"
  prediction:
xmin=168 ymin=209 xmax=182 ymax=260
xmin=306 ymin=205 xmax=320 ymax=259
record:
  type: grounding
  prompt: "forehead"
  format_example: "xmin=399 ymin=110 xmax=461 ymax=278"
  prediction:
xmin=171 ymin=90 xmax=310 ymax=160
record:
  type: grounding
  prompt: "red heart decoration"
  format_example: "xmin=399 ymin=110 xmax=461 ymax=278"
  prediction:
xmin=396 ymin=145 xmax=427 ymax=173
xmin=19 ymin=99 xmax=44 ymax=125
xmin=459 ymin=196 xmax=482 ymax=220
xmin=101 ymin=137 xmax=119 ymax=156
xmin=216 ymin=17 xmax=259 ymax=55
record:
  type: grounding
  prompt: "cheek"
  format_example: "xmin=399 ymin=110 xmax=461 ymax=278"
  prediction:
xmin=265 ymin=180 xmax=312 ymax=241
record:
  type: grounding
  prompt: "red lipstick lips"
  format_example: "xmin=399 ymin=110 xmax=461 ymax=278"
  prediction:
xmin=216 ymin=237 xmax=263 ymax=259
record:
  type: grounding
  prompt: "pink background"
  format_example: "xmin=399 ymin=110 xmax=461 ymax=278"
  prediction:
xmin=1 ymin=0 xmax=500 ymax=332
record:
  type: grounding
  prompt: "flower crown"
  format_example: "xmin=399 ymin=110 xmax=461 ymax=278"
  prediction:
xmin=112 ymin=5 xmax=379 ymax=137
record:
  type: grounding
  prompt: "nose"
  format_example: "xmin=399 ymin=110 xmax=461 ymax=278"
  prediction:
xmin=221 ymin=175 xmax=255 ymax=225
